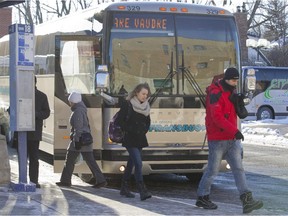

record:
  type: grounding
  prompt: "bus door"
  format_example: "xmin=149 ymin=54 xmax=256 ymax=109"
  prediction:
xmin=54 ymin=35 xmax=103 ymax=174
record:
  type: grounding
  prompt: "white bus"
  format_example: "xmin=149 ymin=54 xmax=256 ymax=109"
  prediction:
xmin=243 ymin=66 xmax=288 ymax=120
xmin=0 ymin=0 xmax=250 ymax=181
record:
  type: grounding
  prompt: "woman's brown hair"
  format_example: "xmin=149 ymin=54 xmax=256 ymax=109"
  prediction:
xmin=127 ymin=83 xmax=151 ymax=100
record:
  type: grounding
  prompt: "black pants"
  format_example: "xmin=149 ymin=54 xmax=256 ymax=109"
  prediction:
xmin=27 ymin=140 xmax=40 ymax=184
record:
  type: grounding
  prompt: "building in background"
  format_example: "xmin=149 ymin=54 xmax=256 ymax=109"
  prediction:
xmin=0 ymin=0 xmax=24 ymax=8
xmin=234 ymin=7 xmax=249 ymax=65
xmin=0 ymin=8 xmax=12 ymax=38
xmin=0 ymin=0 xmax=24 ymax=38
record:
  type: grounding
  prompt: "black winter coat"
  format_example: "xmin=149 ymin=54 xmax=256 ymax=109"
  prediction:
xmin=27 ymin=88 xmax=50 ymax=141
xmin=118 ymin=100 xmax=150 ymax=148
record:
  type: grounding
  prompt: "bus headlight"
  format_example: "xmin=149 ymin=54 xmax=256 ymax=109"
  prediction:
xmin=119 ymin=165 xmax=126 ymax=172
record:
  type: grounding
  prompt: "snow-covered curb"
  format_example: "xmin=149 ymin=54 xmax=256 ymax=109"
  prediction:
xmin=242 ymin=120 xmax=288 ymax=148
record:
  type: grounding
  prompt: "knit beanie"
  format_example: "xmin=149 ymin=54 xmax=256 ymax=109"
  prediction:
xmin=68 ymin=92 xmax=82 ymax=104
xmin=224 ymin=68 xmax=239 ymax=80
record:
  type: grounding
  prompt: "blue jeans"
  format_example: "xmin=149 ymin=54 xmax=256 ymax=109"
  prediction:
xmin=123 ymin=147 xmax=143 ymax=182
xmin=197 ymin=140 xmax=250 ymax=196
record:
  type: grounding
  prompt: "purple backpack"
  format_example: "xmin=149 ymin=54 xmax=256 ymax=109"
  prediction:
xmin=108 ymin=102 xmax=132 ymax=143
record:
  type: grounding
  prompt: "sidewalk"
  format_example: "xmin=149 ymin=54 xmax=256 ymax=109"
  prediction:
xmin=0 ymin=147 xmax=246 ymax=215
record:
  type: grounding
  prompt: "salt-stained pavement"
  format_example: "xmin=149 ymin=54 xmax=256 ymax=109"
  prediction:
xmin=0 ymin=146 xmax=270 ymax=216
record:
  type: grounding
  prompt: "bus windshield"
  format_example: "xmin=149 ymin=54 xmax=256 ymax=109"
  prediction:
xmin=108 ymin=12 xmax=239 ymax=98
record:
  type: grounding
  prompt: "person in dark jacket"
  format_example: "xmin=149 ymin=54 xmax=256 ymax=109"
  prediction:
xmin=56 ymin=91 xmax=107 ymax=188
xmin=195 ymin=68 xmax=263 ymax=214
xmin=28 ymin=77 xmax=50 ymax=188
xmin=8 ymin=77 xmax=50 ymax=188
xmin=117 ymin=83 xmax=152 ymax=201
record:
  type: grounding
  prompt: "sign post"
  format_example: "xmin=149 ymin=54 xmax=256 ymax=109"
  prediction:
xmin=9 ymin=23 xmax=35 ymax=192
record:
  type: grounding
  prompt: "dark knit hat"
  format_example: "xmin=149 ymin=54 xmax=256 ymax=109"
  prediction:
xmin=224 ymin=67 xmax=239 ymax=80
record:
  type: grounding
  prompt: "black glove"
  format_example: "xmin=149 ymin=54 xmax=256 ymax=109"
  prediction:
xmin=74 ymin=141 xmax=82 ymax=150
xmin=235 ymin=131 xmax=244 ymax=141
xmin=229 ymin=93 xmax=238 ymax=104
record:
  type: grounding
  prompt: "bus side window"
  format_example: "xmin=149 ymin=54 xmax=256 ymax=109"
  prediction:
xmin=183 ymin=97 xmax=201 ymax=108
xmin=255 ymin=81 xmax=269 ymax=96
xmin=282 ymin=83 xmax=288 ymax=90
xmin=261 ymin=81 xmax=270 ymax=91
xmin=159 ymin=97 xmax=184 ymax=108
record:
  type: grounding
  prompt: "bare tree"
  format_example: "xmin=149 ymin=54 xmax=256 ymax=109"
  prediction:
xmin=14 ymin=0 xmax=33 ymax=24
xmin=263 ymin=0 xmax=288 ymax=46
xmin=264 ymin=0 xmax=288 ymax=67
xmin=245 ymin=0 xmax=288 ymax=42
xmin=266 ymin=46 xmax=288 ymax=66
xmin=13 ymin=0 xmax=93 ymax=24
xmin=77 ymin=0 xmax=90 ymax=9
xmin=35 ymin=0 xmax=43 ymax=24
xmin=241 ymin=0 xmax=288 ymax=66
xmin=244 ymin=0 xmax=268 ymax=38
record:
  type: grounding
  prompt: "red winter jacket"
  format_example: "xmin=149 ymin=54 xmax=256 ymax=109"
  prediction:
xmin=205 ymin=79 xmax=238 ymax=141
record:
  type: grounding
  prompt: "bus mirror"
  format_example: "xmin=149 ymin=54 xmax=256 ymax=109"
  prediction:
xmin=245 ymin=76 xmax=256 ymax=91
xmin=95 ymin=71 xmax=109 ymax=91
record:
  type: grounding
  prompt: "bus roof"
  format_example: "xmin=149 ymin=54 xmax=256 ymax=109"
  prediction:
xmin=242 ymin=66 xmax=288 ymax=71
xmin=105 ymin=1 xmax=232 ymax=16
xmin=0 ymin=1 xmax=233 ymax=40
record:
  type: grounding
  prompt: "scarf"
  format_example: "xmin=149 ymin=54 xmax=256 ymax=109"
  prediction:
xmin=220 ymin=79 xmax=236 ymax=93
xmin=130 ymin=96 xmax=150 ymax=117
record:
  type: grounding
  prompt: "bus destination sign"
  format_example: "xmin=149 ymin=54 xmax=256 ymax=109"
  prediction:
xmin=113 ymin=14 xmax=172 ymax=31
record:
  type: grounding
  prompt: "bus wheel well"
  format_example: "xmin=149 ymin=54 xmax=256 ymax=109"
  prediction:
xmin=256 ymin=106 xmax=274 ymax=120
xmin=185 ymin=173 xmax=203 ymax=183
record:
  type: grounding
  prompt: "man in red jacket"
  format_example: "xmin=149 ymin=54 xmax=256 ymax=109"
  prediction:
xmin=195 ymin=68 xmax=263 ymax=214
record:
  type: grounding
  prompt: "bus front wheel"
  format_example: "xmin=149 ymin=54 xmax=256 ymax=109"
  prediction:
xmin=257 ymin=107 xmax=274 ymax=120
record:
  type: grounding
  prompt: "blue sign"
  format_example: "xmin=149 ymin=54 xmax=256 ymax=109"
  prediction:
xmin=9 ymin=24 xmax=34 ymax=66
xmin=9 ymin=24 xmax=34 ymax=34
xmin=17 ymin=38 xmax=34 ymax=66
xmin=17 ymin=24 xmax=33 ymax=33
xmin=16 ymin=25 xmax=34 ymax=66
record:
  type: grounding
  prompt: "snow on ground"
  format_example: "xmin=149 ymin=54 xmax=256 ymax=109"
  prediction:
xmin=241 ymin=118 xmax=288 ymax=148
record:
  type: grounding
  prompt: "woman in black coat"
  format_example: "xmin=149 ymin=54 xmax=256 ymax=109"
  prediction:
xmin=117 ymin=83 xmax=151 ymax=201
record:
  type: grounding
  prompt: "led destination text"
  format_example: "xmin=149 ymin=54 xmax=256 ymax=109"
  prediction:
xmin=114 ymin=17 xmax=167 ymax=30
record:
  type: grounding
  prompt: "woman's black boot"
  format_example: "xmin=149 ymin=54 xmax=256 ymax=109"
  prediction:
xmin=136 ymin=181 xmax=152 ymax=201
xmin=120 ymin=180 xmax=135 ymax=198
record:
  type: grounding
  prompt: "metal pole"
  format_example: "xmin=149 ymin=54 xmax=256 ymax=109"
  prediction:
xmin=18 ymin=132 xmax=27 ymax=183
xmin=19 ymin=0 xmax=30 ymax=180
